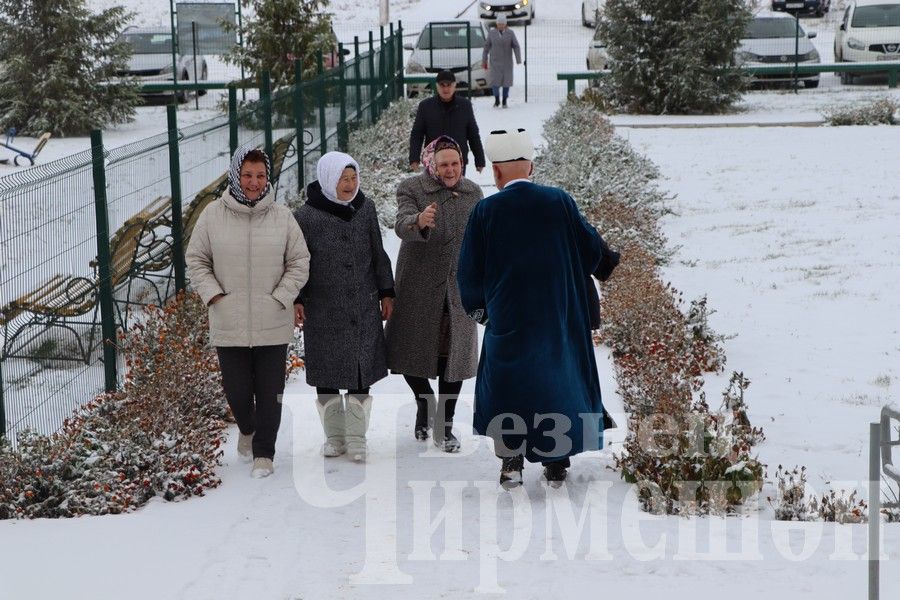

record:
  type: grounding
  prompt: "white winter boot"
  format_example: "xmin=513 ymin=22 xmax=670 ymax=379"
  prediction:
xmin=316 ymin=394 xmax=346 ymax=457
xmin=237 ymin=431 xmax=254 ymax=463
xmin=345 ymin=394 xmax=372 ymax=462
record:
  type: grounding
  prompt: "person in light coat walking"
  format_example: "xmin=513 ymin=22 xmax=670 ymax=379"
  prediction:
xmin=385 ymin=136 xmax=483 ymax=452
xmin=482 ymin=14 xmax=522 ymax=107
xmin=186 ymin=144 xmax=310 ymax=479
xmin=294 ymin=151 xmax=395 ymax=462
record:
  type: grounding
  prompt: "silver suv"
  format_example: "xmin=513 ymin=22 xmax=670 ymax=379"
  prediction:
xmin=116 ymin=27 xmax=208 ymax=101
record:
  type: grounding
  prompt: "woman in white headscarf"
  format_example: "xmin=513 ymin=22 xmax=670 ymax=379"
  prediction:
xmin=294 ymin=151 xmax=395 ymax=462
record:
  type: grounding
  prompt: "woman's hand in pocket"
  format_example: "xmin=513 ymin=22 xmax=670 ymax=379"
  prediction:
xmin=294 ymin=304 xmax=305 ymax=327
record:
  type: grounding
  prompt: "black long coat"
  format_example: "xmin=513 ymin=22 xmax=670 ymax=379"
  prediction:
xmin=408 ymin=94 xmax=486 ymax=169
xmin=294 ymin=182 xmax=395 ymax=389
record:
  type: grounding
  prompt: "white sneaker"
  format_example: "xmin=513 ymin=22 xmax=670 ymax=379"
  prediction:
xmin=237 ymin=432 xmax=254 ymax=463
xmin=251 ymin=457 xmax=274 ymax=478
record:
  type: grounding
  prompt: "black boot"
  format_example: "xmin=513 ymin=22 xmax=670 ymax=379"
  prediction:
xmin=434 ymin=397 xmax=460 ymax=453
xmin=500 ymin=455 xmax=524 ymax=489
xmin=543 ymin=461 xmax=568 ymax=488
xmin=414 ymin=397 xmax=431 ymax=441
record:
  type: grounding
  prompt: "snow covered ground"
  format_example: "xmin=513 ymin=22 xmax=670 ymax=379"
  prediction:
xmin=1 ymin=1 xmax=899 ymax=598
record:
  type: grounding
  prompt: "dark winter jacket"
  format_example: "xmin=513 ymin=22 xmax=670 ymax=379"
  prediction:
xmin=408 ymin=94 xmax=486 ymax=169
xmin=294 ymin=181 xmax=395 ymax=389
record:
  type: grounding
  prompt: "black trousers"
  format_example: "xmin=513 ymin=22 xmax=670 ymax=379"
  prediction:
xmin=316 ymin=386 xmax=369 ymax=396
xmin=403 ymin=356 xmax=463 ymax=429
xmin=216 ymin=344 xmax=288 ymax=460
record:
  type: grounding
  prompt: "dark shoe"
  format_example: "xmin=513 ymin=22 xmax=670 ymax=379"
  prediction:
xmin=500 ymin=455 xmax=524 ymax=489
xmin=502 ymin=99 xmax=508 ymax=108
xmin=414 ymin=398 xmax=431 ymax=441
xmin=543 ymin=462 xmax=568 ymax=488
xmin=434 ymin=428 xmax=461 ymax=453
xmin=493 ymin=98 xmax=500 ymax=107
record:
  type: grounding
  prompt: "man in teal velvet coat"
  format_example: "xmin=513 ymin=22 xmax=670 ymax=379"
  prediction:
xmin=457 ymin=128 xmax=619 ymax=488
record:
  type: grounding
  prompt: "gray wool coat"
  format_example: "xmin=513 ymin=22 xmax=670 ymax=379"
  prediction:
xmin=483 ymin=28 xmax=521 ymax=88
xmin=295 ymin=182 xmax=395 ymax=390
xmin=385 ymin=173 xmax=483 ymax=382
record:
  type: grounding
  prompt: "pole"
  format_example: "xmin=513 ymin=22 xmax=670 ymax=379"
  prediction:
xmin=398 ymin=21 xmax=405 ymax=100
xmin=261 ymin=71 xmax=273 ymax=162
xmin=237 ymin=0 xmax=246 ymax=101
xmin=90 ymin=130 xmax=118 ymax=394
xmin=466 ymin=22 xmax=472 ymax=97
xmin=294 ymin=59 xmax=305 ymax=194
xmin=169 ymin=0 xmax=179 ymax=106
xmin=869 ymin=422 xmax=881 ymax=600
xmin=192 ymin=21 xmax=200 ymax=110
xmin=166 ymin=105 xmax=187 ymax=292
xmin=369 ymin=31 xmax=376 ymax=123
xmin=380 ymin=0 xmax=389 ymax=26
xmin=794 ymin=12 xmax=800 ymax=94
xmin=0 ymin=359 xmax=6 ymax=442
xmin=338 ymin=43 xmax=348 ymax=151
xmin=228 ymin=86 xmax=238 ymax=157
xmin=317 ymin=54 xmax=327 ymax=155
xmin=524 ymin=22 xmax=529 ymax=103
xmin=354 ymin=36 xmax=362 ymax=119
xmin=380 ymin=25 xmax=387 ymax=111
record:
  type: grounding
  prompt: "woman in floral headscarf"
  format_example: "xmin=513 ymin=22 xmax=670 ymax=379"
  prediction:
xmin=385 ymin=135 xmax=483 ymax=453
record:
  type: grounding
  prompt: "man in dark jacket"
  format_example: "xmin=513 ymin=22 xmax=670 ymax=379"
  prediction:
xmin=409 ymin=70 xmax=486 ymax=174
xmin=457 ymin=128 xmax=620 ymax=489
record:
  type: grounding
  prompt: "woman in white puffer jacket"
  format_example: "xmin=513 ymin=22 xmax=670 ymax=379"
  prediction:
xmin=186 ymin=144 xmax=310 ymax=479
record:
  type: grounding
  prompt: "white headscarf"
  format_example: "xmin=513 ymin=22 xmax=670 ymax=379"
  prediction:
xmin=316 ymin=151 xmax=360 ymax=205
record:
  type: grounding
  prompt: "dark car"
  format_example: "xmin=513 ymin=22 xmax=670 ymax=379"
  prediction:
xmin=772 ymin=0 xmax=831 ymax=17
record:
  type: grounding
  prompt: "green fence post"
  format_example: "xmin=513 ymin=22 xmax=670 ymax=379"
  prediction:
xmin=398 ymin=21 xmax=405 ymax=101
xmin=338 ymin=42 xmax=349 ymax=152
xmin=354 ymin=36 xmax=362 ymax=120
xmin=0 ymin=359 xmax=6 ymax=442
xmin=369 ymin=31 xmax=377 ymax=124
xmin=90 ymin=130 xmax=119 ymax=394
xmin=260 ymin=71 xmax=274 ymax=162
xmin=317 ymin=54 xmax=327 ymax=155
xmin=389 ymin=23 xmax=396 ymax=100
xmin=166 ymin=104 xmax=187 ymax=292
xmin=379 ymin=25 xmax=387 ymax=112
xmin=228 ymin=86 xmax=238 ymax=157
xmin=889 ymin=66 xmax=898 ymax=89
xmin=294 ymin=59 xmax=305 ymax=194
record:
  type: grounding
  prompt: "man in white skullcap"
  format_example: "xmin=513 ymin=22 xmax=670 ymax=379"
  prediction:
xmin=457 ymin=128 xmax=620 ymax=488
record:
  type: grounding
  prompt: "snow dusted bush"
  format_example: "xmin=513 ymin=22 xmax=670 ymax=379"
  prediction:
xmin=767 ymin=465 xmax=868 ymax=523
xmin=596 ymin=0 xmax=751 ymax=114
xmin=348 ymin=99 xmax=418 ymax=228
xmin=0 ymin=292 xmax=228 ymax=519
xmin=535 ymin=100 xmax=672 ymax=258
xmin=823 ymin=98 xmax=899 ymax=126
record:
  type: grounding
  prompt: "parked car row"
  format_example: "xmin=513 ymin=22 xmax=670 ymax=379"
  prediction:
xmin=582 ymin=0 xmax=900 ymax=88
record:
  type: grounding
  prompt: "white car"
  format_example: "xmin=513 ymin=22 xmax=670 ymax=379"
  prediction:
xmin=404 ymin=22 xmax=490 ymax=96
xmin=117 ymin=27 xmax=208 ymax=102
xmin=478 ymin=1 xmax=535 ymax=25
xmin=586 ymin=24 xmax=610 ymax=71
xmin=582 ymin=0 xmax=603 ymax=28
xmin=737 ymin=13 xmax=821 ymax=88
xmin=834 ymin=0 xmax=900 ymax=83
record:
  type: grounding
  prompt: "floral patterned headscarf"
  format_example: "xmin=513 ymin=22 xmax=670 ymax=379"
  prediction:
xmin=421 ymin=135 xmax=463 ymax=187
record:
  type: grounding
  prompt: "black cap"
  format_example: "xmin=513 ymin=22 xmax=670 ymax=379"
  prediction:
xmin=436 ymin=69 xmax=456 ymax=84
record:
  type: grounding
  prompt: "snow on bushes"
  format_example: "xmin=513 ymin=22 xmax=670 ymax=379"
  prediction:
xmin=0 ymin=292 xmax=228 ymax=519
xmin=823 ymin=97 xmax=899 ymax=126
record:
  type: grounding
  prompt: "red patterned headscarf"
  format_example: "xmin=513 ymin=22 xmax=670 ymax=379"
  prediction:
xmin=421 ymin=135 xmax=463 ymax=187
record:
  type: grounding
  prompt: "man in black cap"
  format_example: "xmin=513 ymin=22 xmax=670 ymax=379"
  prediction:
xmin=408 ymin=69 xmax=485 ymax=174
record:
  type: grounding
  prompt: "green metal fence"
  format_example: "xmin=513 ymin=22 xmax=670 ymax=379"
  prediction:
xmin=0 ymin=23 xmax=405 ymax=447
